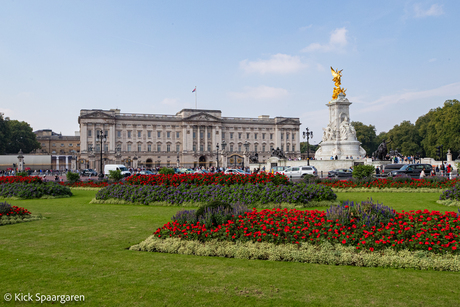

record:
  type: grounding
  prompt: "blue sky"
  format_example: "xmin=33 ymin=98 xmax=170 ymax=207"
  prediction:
xmin=0 ymin=0 xmax=458 ymax=145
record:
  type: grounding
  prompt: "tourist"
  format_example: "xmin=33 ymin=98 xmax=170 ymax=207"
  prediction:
xmin=420 ymin=168 xmax=426 ymax=179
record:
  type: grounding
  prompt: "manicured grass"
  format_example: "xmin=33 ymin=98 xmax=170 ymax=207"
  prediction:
xmin=0 ymin=190 xmax=459 ymax=306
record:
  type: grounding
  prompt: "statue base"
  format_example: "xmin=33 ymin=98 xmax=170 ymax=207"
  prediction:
xmin=315 ymin=140 xmax=366 ymax=160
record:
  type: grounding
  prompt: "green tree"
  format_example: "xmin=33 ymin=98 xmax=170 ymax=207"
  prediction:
xmin=300 ymin=142 xmax=318 ymax=153
xmin=5 ymin=120 xmax=40 ymax=154
xmin=0 ymin=113 xmax=11 ymax=154
xmin=384 ymin=120 xmax=422 ymax=156
xmin=416 ymin=99 xmax=460 ymax=159
xmin=351 ymin=121 xmax=378 ymax=156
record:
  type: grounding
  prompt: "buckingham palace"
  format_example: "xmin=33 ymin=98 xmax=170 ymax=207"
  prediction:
xmin=78 ymin=108 xmax=301 ymax=171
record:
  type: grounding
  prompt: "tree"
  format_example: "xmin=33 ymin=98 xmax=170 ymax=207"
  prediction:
xmin=300 ymin=142 xmax=318 ymax=153
xmin=0 ymin=113 xmax=10 ymax=155
xmin=416 ymin=99 xmax=460 ymax=159
xmin=351 ymin=121 xmax=378 ymax=156
xmin=384 ymin=120 xmax=421 ymax=156
xmin=5 ymin=120 xmax=40 ymax=154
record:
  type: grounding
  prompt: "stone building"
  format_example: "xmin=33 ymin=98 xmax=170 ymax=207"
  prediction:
xmin=34 ymin=129 xmax=80 ymax=155
xmin=78 ymin=108 xmax=301 ymax=171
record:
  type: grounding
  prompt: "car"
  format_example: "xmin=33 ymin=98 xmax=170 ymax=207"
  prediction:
xmin=224 ymin=169 xmax=250 ymax=175
xmin=327 ymin=168 xmax=353 ymax=179
xmin=81 ymin=169 xmax=98 ymax=176
xmin=139 ymin=170 xmax=154 ymax=175
xmin=270 ymin=166 xmax=290 ymax=174
xmin=380 ymin=164 xmax=404 ymax=177
xmin=390 ymin=164 xmax=433 ymax=178
xmin=281 ymin=166 xmax=317 ymax=180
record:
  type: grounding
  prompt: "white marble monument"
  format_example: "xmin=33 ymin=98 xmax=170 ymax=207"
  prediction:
xmin=315 ymin=68 xmax=366 ymax=160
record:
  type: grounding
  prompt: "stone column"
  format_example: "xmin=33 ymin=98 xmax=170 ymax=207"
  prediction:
xmin=80 ymin=123 xmax=88 ymax=152
xmin=65 ymin=156 xmax=69 ymax=170
xmin=56 ymin=155 xmax=59 ymax=171
xmin=197 ymin=125 xmax=201 ymax=152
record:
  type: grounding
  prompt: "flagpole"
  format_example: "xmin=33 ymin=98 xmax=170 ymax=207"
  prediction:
xmin=195 ymin=86 xmax=197 ymax=109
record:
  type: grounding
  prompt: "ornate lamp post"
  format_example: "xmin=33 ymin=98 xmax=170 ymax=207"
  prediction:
xmin=302 ymin=128 xmax=313 ymax=166
xmin=177 ymin=152 xmax=180 ymax=168
xmin=216 ymin=143 xmax=220 ymax=171
xmin=96 ymin=130 xmax=107 ymax=179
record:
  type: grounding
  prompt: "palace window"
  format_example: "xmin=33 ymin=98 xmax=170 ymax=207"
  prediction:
xmin=167 ymin=144 xmax=170 ymax=152
xmin=246 ymin=133 xmax=249 ymax=139
xmin=255 ymin=144 xmax=258 ymax=152
xmin=238 ymin=133 xmax=242 ymax=139
xmin=157 ymin=144 xmax=161 ymax=152
xmin=128 ymin=131 xmax=132 ymax=138
xmin=200 ymin=144 xmax=204 ymax=152
xmin=270 ymin=134 xmax=273 ymax=140
xmin=138 ymin=131 xmax=141 ymax=138
xmin=176 ymin=132 xmax=180 ymax=138
xmin=281 ymin=133 xmax=284 ymax=140
xmin=238 ymin=145 xmax=242 ymax=152
xmin=88 ymin=130 xmax=92 ymax=137
xmin=157 ymin=131 xmax=161 ymax=138
xmin=138 ymin=144 xmax=142 ymax=152
xmin=117 ymin=131 xmax=121 ymax=138
xmin=230 ymin=145 xmax=233 ymax=152
xmin=148 ymin=131 xmax=151 ymax=138
xmin=230 ymin=132 xmax=233 ymax=139
xmin=167 ymin=131 xmax=171 ymax=138
xmin=147 ymin=144 xmax=151 ymax=152
xmin=262 ymin=145 xmax=266 ymax=152
xmin=176 ymin=144 xmax=180 ymax=152
xmin=255 ymin=133 xmax=258 ymax=139
xmin=127 ymin=144 xmax=131 ymax=152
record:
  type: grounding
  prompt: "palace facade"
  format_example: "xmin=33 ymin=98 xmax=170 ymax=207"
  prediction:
xmin=78 ymin=108 xmax=301 ymax=171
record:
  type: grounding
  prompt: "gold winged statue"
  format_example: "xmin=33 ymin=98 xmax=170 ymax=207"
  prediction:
xmin=330 ymin=67 xmax=347 ymax=101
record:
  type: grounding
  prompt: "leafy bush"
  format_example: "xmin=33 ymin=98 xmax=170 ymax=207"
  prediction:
xmin=326 ymin=199 xmax=396 ymax=228
xmin=0 ymin=182 xmax=72 ymax=199
xmin=17 ymin=171 xmax=29 ymax=177
xmin=66 ymin=172 xmax=80 ymax=184
xmin=159 ymin=168 xmax=175 ymax=175
xmin=108 ymin=170 xmax=124 ymax=181
xmin=352 ymin=164 xmax=375 ymax=179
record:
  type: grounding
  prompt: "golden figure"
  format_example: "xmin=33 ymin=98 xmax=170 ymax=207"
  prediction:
xmin=330 ymin=67 xmax=347 ymax=101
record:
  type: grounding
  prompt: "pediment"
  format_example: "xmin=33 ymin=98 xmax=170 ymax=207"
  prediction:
xmin=80 ymin=111 xmax=115 ymax=120
xmin=184 ymin=112 xmax=220 ymax=122
xmin=276 ymin=118 xmax=300 ymax=126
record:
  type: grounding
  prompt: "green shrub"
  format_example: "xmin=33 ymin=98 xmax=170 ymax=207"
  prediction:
xmin=302 ymin=174 xmax=316 ymax=184
xmin=17 ymin=171 xmax=28 ymax=177
xmin=66 ymin=172 xmax=80 ymax=184
xmin=159 ymin=168 xmax=175 ymax=175
xmin=352 ymin=164 xmax=375 ymax=179
xmin=108 ymin=169 xmax=123 ymax=181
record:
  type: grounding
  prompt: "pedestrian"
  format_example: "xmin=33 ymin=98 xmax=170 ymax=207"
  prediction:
xmin=420 ymin=168 xmax=426 ymax=179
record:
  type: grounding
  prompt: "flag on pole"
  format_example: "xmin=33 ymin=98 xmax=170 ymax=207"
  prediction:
xmin=192 ymin=87 xmax=196 ymax=93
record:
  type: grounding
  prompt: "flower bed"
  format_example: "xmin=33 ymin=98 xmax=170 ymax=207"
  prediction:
xmin=60 ymin=181 xmax=110 ymax=188
xmin=154 ymin=203 xmax=460 ymax=255
xmin=125 ymin=173 xmax=290 ymax=187
xmin=0 ymin=201 xmax=43 ymax=226
xmin=0 ymin=176 xmax=43 ymax=184
xmin=94 ymin=183 xmax=336 ymax=206
xmin=0 ymin=182 xmax=72 ymax=199
xmin=319 ymin=177 xmax=460 ymax=190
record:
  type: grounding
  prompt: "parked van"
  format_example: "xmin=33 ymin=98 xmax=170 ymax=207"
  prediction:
xmin=103 ymin=164 xmax=131 ymax=177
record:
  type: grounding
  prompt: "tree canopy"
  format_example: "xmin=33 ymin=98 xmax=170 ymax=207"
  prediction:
xmin=351 ymin=121 xmax=378 ymax=155
xmin=0 ymin=115 xmax=40 ymax=154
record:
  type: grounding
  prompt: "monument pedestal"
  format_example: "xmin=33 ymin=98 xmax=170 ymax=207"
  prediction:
xmin=315 ymin=93 xmax=366 ymax=160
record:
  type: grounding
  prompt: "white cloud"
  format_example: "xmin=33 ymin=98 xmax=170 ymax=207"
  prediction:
xmin=428 ymin=58 xmax=437 ymax=62
xmin=229 ymin=86 xmax=289 ymax=100
xmin=357 ymin=82 xmax=460 ymax=114
xmin=240 ymin=54 xmax=307 ymax=75
xmin=302 ymin=27 xmax=348 ymax=53
xmin=414 ymin=3 xmax=444 ymax=17
xmin=299 ymin=24 xmax=313 ymax=31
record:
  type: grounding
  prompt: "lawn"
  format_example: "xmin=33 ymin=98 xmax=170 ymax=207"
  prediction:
xmin=0 ymin=190 xmax=458 ymax=306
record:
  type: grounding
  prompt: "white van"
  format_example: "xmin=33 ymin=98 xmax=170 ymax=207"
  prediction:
xmin=104 ymin=164 xmax=131 ymax=177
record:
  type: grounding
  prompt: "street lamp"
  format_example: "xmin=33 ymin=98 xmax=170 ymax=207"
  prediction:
xmin=216 ymin=143 xmax=220 ymax=171
xmin=221 ymin=140 xmax=227 ymax=170
xmin=176 ymin=152 xmax=180 ymax=168
xmin=302 ymin=128 xmax=313 ymax=166
xmin=96 ymin=130 xmax=107 ymax=179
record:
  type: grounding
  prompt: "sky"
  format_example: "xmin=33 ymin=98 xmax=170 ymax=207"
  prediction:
xmin=0 ymin=0 xmax=459 ymax=145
